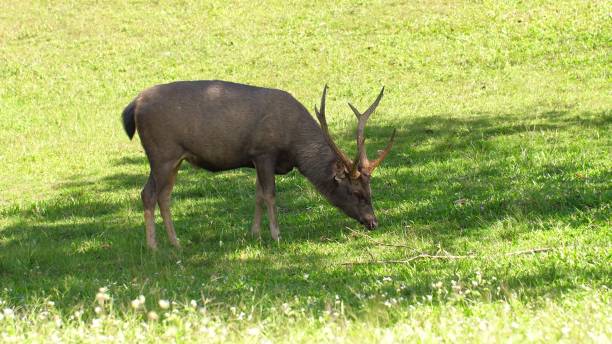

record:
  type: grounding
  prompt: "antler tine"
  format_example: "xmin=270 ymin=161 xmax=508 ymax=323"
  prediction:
xmin=363 ymin=86 xmax=384 ymax=119
xmin=314 ymin=85 xmax=354 ymax=170
xmin=366 ymin=128 xmax=396 ymax=173
xmin=347 ymin=87 xmax=385 ymax=121
xmin=348 ymin=87 xmax=385 ymax=171
xmin=347 ymin=102 xmax=361 ymax=119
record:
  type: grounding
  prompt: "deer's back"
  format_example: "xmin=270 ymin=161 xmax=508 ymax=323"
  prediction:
xmin=133 ymin=80 xmax=310 ymax=171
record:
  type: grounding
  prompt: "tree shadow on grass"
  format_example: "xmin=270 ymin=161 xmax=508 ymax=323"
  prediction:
xmin=0 ymin=109 xmax=609 ymax=317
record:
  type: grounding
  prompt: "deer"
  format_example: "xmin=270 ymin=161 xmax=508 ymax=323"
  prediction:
xmin=121 ymin=81 xmax=395 ymax=249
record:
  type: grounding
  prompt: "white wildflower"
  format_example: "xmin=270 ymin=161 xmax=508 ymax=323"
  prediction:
xmin=91 ymin=318 xmax=102 ymax=329
xmin=282 ymin=303 xmax=292 ymax=314
xmin=131 ymin=299 xmax=140 ymax=309
xmin=94 ymin=306 xmax=102 ymax=314
xmin=164 ymin=326 xmax=178 ymax=338
xmin=246 ymin=327 xmax=260 ymax=336
xmin=561 ymin=325 xmax=571 ymax=336
xmin=147 ymin=311 xmax=159 ymax=321
xmin=131 ymin=296 xmax=145 ymax=310
xmin=3 ymin=308 xmax=14 ymax=319
xmin=96 ymin=292 xmax=110 ymax=305
xmin=190 ymin=299 xmax=197 ymax=308
xmin=159 ymin=300 xmax=170 ymax=309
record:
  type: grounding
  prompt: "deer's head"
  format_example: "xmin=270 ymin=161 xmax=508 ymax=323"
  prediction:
xmin=314 ymin=85 xmax=396 ymax=230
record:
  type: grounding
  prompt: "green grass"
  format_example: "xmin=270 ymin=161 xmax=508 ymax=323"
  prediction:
xmin=0 ymin=0 xmax=610 ymax=342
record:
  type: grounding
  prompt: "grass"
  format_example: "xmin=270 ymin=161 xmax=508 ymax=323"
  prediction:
xmin=0 ymin=0 xmax=610 ymax=342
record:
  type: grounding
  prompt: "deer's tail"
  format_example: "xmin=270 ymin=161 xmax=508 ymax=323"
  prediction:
xmin=121 ymin=99 xmax=137 ymax=140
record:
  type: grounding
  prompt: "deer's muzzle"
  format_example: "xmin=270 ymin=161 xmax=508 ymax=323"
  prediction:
xmin=362 ymin=214 xmax=378 ymax=230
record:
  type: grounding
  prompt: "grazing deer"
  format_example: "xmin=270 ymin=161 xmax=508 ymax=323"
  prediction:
xmin=121 ymin=81 xmax=395 ymax=249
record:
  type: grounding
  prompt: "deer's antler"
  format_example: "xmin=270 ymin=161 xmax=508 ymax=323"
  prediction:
xmin=347 ymin=87 xmax=395 ymax=174
xmin=314 ymin=85 xmax=355 ymax=175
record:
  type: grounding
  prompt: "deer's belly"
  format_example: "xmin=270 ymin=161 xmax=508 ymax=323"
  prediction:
xmin=184 ymin=153 xmax=253 ymax=172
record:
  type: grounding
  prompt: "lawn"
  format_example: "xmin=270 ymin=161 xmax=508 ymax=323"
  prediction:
xmin=0 ymin=0 xmax=610 ymax=342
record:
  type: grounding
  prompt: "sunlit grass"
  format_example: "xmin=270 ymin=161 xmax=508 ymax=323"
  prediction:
xmin=0 ymin=0 xmax=610 ymax=342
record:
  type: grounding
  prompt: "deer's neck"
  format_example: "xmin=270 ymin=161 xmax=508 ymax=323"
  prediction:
xmin=294 ymin=128 xmax=337 ymax=196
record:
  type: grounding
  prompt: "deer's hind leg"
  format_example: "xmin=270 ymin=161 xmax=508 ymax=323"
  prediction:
xmin=153 ymin=159 xmax=183 ymax=248
xmin=141 ymin=142 xmax=184 ymax=250
xmin=141 ymin=173 xmax=158 ymax=249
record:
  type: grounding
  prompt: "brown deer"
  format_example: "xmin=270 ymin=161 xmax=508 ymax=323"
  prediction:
xmin=121 ymin=81 xmax=395 ymax=249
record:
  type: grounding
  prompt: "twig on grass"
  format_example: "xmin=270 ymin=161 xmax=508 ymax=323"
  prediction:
xmin=340 ymin=229 xmax=555 ymax=266
xmin=341 ymin=253 xmax=476 ymax=266
xmin=341 ymin=248 xmax=554 ymax=266
xmin=504 ymin=247 xmax=553 ymax=256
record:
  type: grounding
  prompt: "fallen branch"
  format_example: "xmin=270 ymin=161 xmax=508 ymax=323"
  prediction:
xmin=342 ymin=227 xmax=554 ymax=266
xmin=341 ymin=253 xmax=475 ymax=266
xmin=505 ymin=247 xmax=552 ymax=256
xmin=341 ymin=248 xmax=553 ymax=266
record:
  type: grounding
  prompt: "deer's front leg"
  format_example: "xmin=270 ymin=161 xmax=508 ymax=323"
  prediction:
xmin=254 ymin=156 xmax=280 ymax=241
xmin=251 ymin=175 xmax=264 ymax=237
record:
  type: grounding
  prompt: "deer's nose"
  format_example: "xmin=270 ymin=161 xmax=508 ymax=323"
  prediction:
xmin=362 ymin=215 xmax=378 ymax=230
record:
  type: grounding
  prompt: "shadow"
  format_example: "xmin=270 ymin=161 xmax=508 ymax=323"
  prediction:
xmin=0 ymin=109 xmax=609 ymax=319
xmin=112 ymin=155 xmax=149 ymax=167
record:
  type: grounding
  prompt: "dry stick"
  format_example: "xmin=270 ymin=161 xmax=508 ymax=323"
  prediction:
xmin=343 ymin=227 xmax=554 ymax=266
xmin=505 ymin=247 xmax=553 ymax=256
xmin=342 ymin=248 xmax=553 ymax=266
xmin=341 ymin=253 xmax=475 ymax=266
xmin=342 ymin=231 xmax=554 ymax=265
xmin=342 ymin=248 xmax=554 ymax=266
